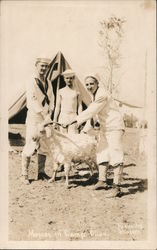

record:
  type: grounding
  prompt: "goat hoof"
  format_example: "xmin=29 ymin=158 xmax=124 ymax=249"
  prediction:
xmin=65 ymin=184 xmax=70 ymax=189
xmin=48 ymin=178 xmax=55 ymax=183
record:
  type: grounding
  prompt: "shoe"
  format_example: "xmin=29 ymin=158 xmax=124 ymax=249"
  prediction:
xmin=105 ymin=185 xmax=121 ymax=198
xmin=21 ymin=175 xmax=30 ymax=185
xmin=93 ymin=180 xmax=109 ymax=190
xmin=38 ymin=172 xmax=51 ymax=180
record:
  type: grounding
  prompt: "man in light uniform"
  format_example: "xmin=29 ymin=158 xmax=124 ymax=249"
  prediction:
xmin=69 ymin=75 xmax=125 ymax=197
xmin=21 ymin=57 xmax=55 ymax=184
xmin=53 ymin=69 xmax=82 ymax=134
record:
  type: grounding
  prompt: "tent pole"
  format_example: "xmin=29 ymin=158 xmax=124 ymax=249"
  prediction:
xmin=53 ymin=52 xmax=61 ymax=120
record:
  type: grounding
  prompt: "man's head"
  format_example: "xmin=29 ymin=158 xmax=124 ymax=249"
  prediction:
xmin=35 ymin=58 xmax=51 ymax=77
xmin=84 ymin=75 xmax=99 ymax=95
xmin=62 ymin=69 xmax=75 ymax=87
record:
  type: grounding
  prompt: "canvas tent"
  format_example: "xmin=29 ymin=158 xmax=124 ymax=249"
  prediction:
xmin=8 ymin=51 xmax=91 ymax=124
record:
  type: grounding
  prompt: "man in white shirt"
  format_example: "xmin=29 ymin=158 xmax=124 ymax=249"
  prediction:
xmin=68 ymin=75 xmax=125 ymax=198
xmin=53 ymin=69 xmax=82 ymax=134
xmin=21 ymin=57 xmax=55 ymax=184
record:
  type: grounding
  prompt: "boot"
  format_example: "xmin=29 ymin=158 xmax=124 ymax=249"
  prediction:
xmin=21 ymin=153 xmax=30 ymax=185
xmin=93 ymin=180 xmax=109 ymax=190
xmin=21 ymin=175 xmax=30 ymax=185
xmin=105 ymin=184 xmax=121 ymax=198
xmin=93 ymin=163 xmax=109 ymax=190
xmin=37 ymin=154 xmax=50 ymax=180
xmin=104 ymin=164 xmax=123 ymax=197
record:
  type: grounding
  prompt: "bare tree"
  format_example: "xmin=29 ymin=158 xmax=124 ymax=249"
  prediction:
xmin=98 ymin=16 xmax=126 ymax=94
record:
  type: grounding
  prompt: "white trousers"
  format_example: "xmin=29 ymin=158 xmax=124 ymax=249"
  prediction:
xmin=23 ymin=113 xmax=50 ymax=157
xmin=97 ymin=130 xmax=124 ymax=185
xmin=97 ymin=130 xmax=124 ymax=166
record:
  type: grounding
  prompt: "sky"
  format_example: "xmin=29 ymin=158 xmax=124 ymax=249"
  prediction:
xmin=1 ymin=0 xmax=156 ymax=118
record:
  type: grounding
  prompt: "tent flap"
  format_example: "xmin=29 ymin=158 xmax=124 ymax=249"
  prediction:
xmin=9 ymin=92 xmax=26 ymax=120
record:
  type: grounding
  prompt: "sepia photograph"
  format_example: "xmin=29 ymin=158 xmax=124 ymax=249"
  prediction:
xmin=0 ymin=0 xmax=156 ymax=249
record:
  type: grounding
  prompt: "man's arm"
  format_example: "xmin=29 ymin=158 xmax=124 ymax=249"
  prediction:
xmin=47 ymin=80 xmax=55 ymax=116
xmin=76 ymin=93 xmax=108 ymax=126
xmin=77 ymin=93 xmax=82 ymax=115
xmin=53 ymin=92 xmax=61 ymax=123
xmin=81 ymin=120 xmax=92 ymax=133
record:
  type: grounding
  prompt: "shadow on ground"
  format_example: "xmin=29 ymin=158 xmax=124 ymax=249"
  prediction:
xmin=52 ymin=164 xmax=147 ymax=197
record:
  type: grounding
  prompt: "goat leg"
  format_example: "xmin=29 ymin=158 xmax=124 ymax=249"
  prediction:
xmin=85 ymin=160 xmax=94 ymax=176
xmin=64 ymin=162 xmax=70 ymax=189
xmin=48 ymin=162 xmax=58 ymax=183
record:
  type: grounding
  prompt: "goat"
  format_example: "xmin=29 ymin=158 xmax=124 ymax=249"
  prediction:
xmin=47 ymin=124 xmax=98 ymax=188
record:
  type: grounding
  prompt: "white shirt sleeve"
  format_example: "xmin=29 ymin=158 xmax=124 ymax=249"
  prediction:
xmin=76 ymin=88 xmax=108 ymax=126
xmin=47 ymin=81 xmax=55 ymax=111
xmin=81 ymin=119 xmax=92 ymax=133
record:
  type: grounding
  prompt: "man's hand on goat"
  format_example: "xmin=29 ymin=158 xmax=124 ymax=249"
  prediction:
xmin=61 ymin=123 xmax=69 ymax=129
xmin=61 ymin=118 xmax=77 ymax=129
xmin=44 ymin=114 xmax=52 ymax=125
xmin=37 ymin=123 xmax=45 ymax=134
xmin=52 ymin=122 xmax=59 ymax=130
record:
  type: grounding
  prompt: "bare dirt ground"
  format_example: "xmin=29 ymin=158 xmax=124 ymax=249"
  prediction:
xmin=9 ymin=126 xmax=147 ymax=241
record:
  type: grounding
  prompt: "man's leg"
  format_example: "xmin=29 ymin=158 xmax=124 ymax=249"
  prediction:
xmin=21 ymin=152 xmax=30 ymax=185
xmin=105 ymin=163 xmax=123 ymax=198
xmin=21 ymin=122 xmax=38 ymax=184
xmin=93 ymin=162 xmax=109 ymax=190
xmin=105 ymin=130 xmax=124 ymax=198
xmin=37 ymin=135 xmax=51 ymax=180
xmin=37 ymin=154 xmax=50 ymax=180
xmin=94 ymin=132 xmax=109 ymax=190
xmin=113 ymin=163 xmax=123 ymax=185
